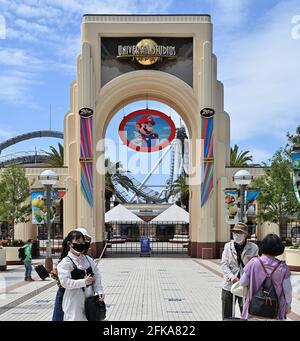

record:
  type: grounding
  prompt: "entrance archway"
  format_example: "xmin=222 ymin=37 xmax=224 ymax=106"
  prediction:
xmin=63 ymin=15 xmax=231 ymax=259
xmin=103 ymin=97 xmax=190 ymax=254
xmin=94 ymin=70 xmax=201 ymax=253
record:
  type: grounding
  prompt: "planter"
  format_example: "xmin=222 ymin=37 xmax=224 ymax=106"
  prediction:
xmin=4 ymin=247 xmax=23 ymax=265
xmin=0 ymin=248 xmax=6 ymax=270
xmin=285 ymin=248 xmax=300 ymax=271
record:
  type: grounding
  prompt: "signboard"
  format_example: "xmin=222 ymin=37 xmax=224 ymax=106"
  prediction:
xmin=224 ymin=189 xmax=239 ymax=224
xmin=224 ymin=189 xmax=260 ymax=224
xmin=117 ymin=38 xmax=176 ymax=66
xmin=31 ymin=191 xmax=62 ymax=225
xmin=200 ymin=108 xmax=215 ymax=118
xmin=79 ymin=107 xmax=93 ymax=118
xmin=101 ymin=37 xmax=193 ymax=87
xmin=119 ymin=109 xmax=176 ymax=152
xmin=245 ymin=189 xmax=260 ymax=217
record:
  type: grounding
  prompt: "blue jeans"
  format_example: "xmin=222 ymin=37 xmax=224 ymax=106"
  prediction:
xmin=52 ymin=287 xmax=65 ymax=321
xmin=24 ymin=260 xmax=32 ymax=278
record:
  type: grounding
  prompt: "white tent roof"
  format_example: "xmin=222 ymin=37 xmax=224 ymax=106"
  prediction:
xmin=105 ymin=204 xmax=144 ymax=223
xmin=151 ymin=204 xmax=189 ymax=223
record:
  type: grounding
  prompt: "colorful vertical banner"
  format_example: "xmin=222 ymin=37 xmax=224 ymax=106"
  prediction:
xmin=200 ymin=108 xmax=215 ymax=207
xmin=79 ymin=108 xmax=94 ymax=208
xmin=224 ymin=189 xmax=239 ymax=224
xmin=223 ymin=188 xmax=260 ymax=224
xmin=31 ymin=191 xmax=62 ymax=224
xmin=245 ymin=189 xmax=260 ymax=218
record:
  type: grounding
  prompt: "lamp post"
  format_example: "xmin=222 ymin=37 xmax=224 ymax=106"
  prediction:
xmin=233 ymin=170 xmax=253 ymax=223
xmin=38 ymin=170 xmax=59 ymax=272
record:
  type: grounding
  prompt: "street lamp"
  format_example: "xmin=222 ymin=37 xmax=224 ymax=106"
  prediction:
xmin=38 ymin=170 xmax=59 ymax=272
xmin=233 ymin=170 xmax=253 ymax=223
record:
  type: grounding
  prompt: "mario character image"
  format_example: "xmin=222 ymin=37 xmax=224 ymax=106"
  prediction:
xmin=132 ymin=115 xmax=159 ymax=148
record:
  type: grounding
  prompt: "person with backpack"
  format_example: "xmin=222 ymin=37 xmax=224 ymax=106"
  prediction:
xmin=51 ymin=227 xmax=93 ymax=321
xmin=57 ymin=230 xmax=104 ymax=321
xmin=221 ymin=222 xmax=259 ymax=320
xmin=240 ymin=234 xmax=292 ymax=320
xmin=22 ymin=239 xmax=35 ymax=282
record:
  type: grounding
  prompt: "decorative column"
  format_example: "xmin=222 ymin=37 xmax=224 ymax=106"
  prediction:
xmin=77 ymin=42 xmax=95 ymax=237
xmin=201 ymin=108 xmax=215 ymax=207
xmin=79 ymin=108 xmax=94 ymax=208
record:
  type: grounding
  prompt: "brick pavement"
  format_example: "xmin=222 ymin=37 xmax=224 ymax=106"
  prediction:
xmin=0 ymin=256 xmax=299 ymax=321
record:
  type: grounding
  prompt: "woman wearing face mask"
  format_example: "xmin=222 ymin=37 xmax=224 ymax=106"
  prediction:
xmin=57 ymin=230 xmax=104 ymax=321
xmin=221 ymin=222 xmax=258 ymax=320
xmin=51 ymin=228 xmax=93 ymax=321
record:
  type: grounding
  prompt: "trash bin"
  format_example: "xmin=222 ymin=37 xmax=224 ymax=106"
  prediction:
xmin=140 ymin=237 xmax=151 ymax=257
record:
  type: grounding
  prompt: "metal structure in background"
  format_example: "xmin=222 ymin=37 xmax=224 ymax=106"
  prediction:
xmin=105 ymin=221 xmax=189 ymax=255
xmin=0 ymin=130 xmax=63 ymax=154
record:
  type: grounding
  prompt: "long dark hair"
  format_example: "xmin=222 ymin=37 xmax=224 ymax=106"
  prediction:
xmin=60 ymin=230 xmax=85 ymax=260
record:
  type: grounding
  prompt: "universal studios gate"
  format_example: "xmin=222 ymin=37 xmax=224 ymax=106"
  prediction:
xmin=63 ymin=15 xmax=231 ymax=259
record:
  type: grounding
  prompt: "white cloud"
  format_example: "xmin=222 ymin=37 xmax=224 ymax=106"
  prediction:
xmin=0 ymin=71 xmax=42 ymax=103
xmin=15 ymin=18 xmax=49 ymax=33
xmin=218 ymin=0 xmax=300 ymax=145
xmin=248 ymin=148 xmax=273 ymax=164
xmin=210 ymin=0 xmax=249 ymax=29
xmin=15 ymin=3 xmax=62 ymax=19
xmin=0 ymin=48 xmax=43 ymax=67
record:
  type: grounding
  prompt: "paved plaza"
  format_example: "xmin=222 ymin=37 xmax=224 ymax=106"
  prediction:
xmin=0 ymin=256 xmax=300 ymax=321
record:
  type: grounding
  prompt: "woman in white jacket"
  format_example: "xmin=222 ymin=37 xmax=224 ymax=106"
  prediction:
xmin=57 ymin=230 xmax=105 ymax=321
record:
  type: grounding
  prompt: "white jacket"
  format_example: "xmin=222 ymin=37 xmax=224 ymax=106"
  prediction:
xmin=57 ymin=251 xmax=104 ymax=321
xmin=221 ymin=240 xmax=258 ymax=291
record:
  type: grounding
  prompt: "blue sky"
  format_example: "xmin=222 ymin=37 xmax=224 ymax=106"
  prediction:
xmin=0 ymin=0 xmax=300 ymax=168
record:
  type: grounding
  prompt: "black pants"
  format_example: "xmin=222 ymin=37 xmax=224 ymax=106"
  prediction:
xmin=222 ymin=289 xmax=243 ymax=320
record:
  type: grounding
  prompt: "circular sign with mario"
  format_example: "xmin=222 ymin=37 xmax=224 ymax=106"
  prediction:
xmin=119 ymin=109 xmax=176 ymax=152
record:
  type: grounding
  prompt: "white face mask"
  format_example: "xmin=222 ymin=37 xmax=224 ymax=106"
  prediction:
xmin=233 ymin=233 xmax=245 ymax=244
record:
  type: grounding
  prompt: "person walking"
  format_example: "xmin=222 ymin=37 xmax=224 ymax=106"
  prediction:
xmin=23 ymin=239 xmax=35 ymax=282
xmin=240 ymin=233 xmax=292 ymax=320
xmin=57 ymin=230 xmax=104 ymax=321
xmin=52 ymin=227 xmax=93 ymax=321
xmin=221 ymin=222 xmax=258 ymax=320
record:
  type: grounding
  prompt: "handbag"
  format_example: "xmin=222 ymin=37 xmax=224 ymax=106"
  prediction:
xmin=84 ymin=295 xmax=106 ymax=321
xmin=230 ymin=281 xmax=248 ymax=298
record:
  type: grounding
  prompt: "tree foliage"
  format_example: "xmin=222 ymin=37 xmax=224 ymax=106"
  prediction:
xmin=0 ymin=165 xmax=31 ymax=239
xmin=171 ymin=172 xmax=189 ymax=210
xmin=253 ymin=149 xmax=299 ymax=228
xmin=230 ymin=144 xmax=253 ymax=167
xmin=44 ymin=143 xmax=64 ymax=167
xmin=104 ymin=158 xmax=133 ymax=211
xmin=287 ymin=124 xmax=300 ymax=151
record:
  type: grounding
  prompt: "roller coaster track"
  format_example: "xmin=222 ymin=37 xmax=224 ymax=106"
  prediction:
xmin=0 ymin=130 xmax=63 ymax=154
xmin=0 ymin=151 xmax=50 ymax=168
xmin=112 ymin=127 xmax=188 ymax=204
xmin=112 ymin=172 xmax=166 ymax=203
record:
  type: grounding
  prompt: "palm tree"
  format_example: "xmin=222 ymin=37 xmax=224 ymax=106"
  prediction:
xmin=230 ymin=144 xmax=253 ymax=167
xmin=44 ymin=143 xmax=64 ymax=167
xmin=105 ymin=158 xmax=133 ymax=211
xmin=171 ymin=172 xmax=189 ymax=210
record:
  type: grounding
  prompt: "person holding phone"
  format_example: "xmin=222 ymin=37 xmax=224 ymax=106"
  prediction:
xmin=57 ymin=230 xmax=104 ymax=321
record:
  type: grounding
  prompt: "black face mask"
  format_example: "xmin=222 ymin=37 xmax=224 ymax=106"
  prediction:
xmin=84 ymin=242 xmax=90 ymax=252
xmin=72 ymin=243 xmax=85 ymax=253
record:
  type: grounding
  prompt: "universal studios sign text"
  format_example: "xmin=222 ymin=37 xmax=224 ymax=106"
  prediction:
xmin=118 ymin=44 xmax=176 ymax=57
xmin=117 ymin=38 xmax=176 ymax=62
